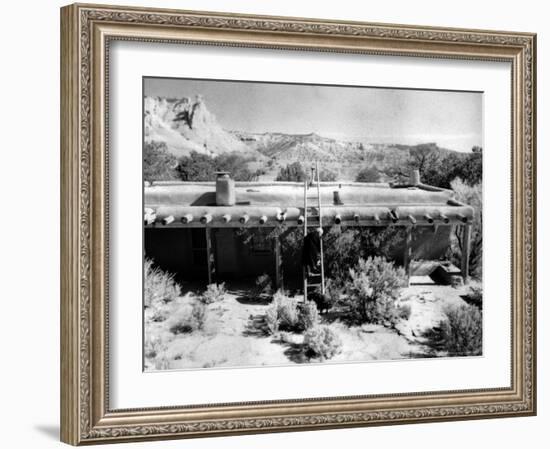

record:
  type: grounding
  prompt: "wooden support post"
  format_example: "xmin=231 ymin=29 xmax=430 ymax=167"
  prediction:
xmin=315 ymin=161 xmax=326 ymax=294
xmin=274 ymin=237 xmax=283 ymax=290
xmin=205 ymin=227 xmax=215 ymax=284
xmin=404 ymin=226 xmax=412 ymax=286
xmin=303 ymin=179 xmax=308 ymax=301
xmin=461 ymin=223 xmax=472 ymax=284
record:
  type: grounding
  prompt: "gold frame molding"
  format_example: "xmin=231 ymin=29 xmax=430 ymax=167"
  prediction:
xmin=60 ymin=3 xmax=537 ymax=445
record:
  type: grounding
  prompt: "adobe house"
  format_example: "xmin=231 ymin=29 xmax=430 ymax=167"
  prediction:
xmin=144 ymin=171 xmax=474 ymax=288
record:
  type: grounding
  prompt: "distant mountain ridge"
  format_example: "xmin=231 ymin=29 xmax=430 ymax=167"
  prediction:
xmin=144 ymin=96 xmax=464 ymax=174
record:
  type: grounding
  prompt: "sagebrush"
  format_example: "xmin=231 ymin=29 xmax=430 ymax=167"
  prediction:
xmin=440 ymin=303 xmax=482 ymax=356
xmin=342 ymin=256 xmax=406 ymax=324
xmin=298 ymin=300 xmax=320 ymax=331
xmin=303 ymin=325 xmax=343 ymax=360
xmin=168 ymin=300 xmax=208 ymax=334
xmin=200 ymin=283 xmax=226 ymax=304
xmin=144 ymin=258 xmax=181 ymax=308
xmin=265 ymin=291 xmax=319 ymax=334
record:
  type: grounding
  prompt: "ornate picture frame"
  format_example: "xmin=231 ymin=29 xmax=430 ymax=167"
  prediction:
xmin=60 ymin=3 xmax=536 ymax=445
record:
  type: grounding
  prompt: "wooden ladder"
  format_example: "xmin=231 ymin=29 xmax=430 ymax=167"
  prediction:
xmin=303 ymin=161 xmax=326 ymax=301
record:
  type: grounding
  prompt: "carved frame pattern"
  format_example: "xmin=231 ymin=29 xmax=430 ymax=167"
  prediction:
xmin=60 ymin=3 xmax=536 ymax=445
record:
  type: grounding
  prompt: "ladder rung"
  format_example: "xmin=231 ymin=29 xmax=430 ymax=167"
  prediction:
xmin=307 ymin=283 xmax=322 ymax=288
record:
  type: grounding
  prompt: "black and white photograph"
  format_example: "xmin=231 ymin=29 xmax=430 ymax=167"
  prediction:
xmin=142 ymin=77 xmax=483 ymax=371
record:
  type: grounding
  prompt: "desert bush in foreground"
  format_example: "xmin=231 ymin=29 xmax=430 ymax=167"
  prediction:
xmin=265 ymin=291 xmax=319 ymax=334
xmin=168 ymin=301 xmax=208 ymax=334
xmin=298 ymin=301 xmax=320 ymax=331
xmin=342 ymin=257 xmax=406 ymax=325
xmin=324 ymin=278 xmax=343 ymax=306
xmin=200 ymin=283 xmax=226 ymax=304
xmin=272 ymin=291 xmax=300 ymax=331
xmin=144 ymin=259 xmax=181 ymax=308
xmin=440 ymin=304 xmax=482 ymax=356
xmin=303 ymin=325 xmax=343 ymax=360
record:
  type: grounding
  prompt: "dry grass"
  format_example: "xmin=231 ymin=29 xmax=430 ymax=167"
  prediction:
xmin=144 ymin=258 xmax=180 ymax=309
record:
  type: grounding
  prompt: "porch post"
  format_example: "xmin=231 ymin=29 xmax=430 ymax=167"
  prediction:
xmin=461 ymin=223 xmax=472 ymax=284
xmin=205 ymin=227 xmax=215 ymax=284
xmin=274 ymin=236 xmax=283 ymax=290
xmin=403 ymin=226 xmax=412 ymax=286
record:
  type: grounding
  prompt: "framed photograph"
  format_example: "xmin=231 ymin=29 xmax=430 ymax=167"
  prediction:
xmin=60 ymin=3 xmax=537 ymax=445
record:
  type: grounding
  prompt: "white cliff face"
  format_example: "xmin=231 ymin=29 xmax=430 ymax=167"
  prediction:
xmin=144 ymin=96 xmax=258 ymax=158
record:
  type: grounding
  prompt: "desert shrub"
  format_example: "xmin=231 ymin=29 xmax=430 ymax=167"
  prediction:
xmin=275 ymin=293 xmax=300 ymax=331
xmin=276 ymin=162 xmax=306 ymax=182
xmin=275 ymin=163 xmax=335 ymax=182
xmin=356 ymin=166 xmax=381 ymax=183
xmin=200 ymin=283 xmax=226 ymax=304
xmin=384 ymin=144 xmax=481 ymax=189
xmin=168 ymin=300 xmax=208 ymax=334
xmin=265 ymin=292 xmax=319 ymax=334
xmin=175 ymin=151 xmax=260 ymax=182
xmin=317 ymin=167 xmax=338 ymax=182
xmin=298 ymin=301 xmax=320 ymax=331
xmin=342 ymin=257 xmax=406 ymax=324
xmin=264 ymin=291 xmax=299 ymax=334
xmin=144 ymin=259 xmax=181 ymax=308
xmin=190 ymin=301 xmax=207 ymax=330
xmin=215 ymin=152 xmax=262 ymax=181
xmin=323 ymin=278 xmax=343 ymax=307
xmin=323 ymin=227 xmax=362 ymax=284
xmin=255 ymin=273 xmax=273 ymax=298
xmin=143 ymin=141 xmax=178 ymax=182
xmin=449 ymin=178 xmax=483 ymax=279
xmin=303 ymin=325 xmax=343 ymax=360
xmin=440 ymin=303 xmax=482 ymax=356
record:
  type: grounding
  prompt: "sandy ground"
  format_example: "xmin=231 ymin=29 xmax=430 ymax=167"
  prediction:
xmin=144 ymin=277 xmax=479 ymax=371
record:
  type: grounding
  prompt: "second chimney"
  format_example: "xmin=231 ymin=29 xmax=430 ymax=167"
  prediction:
xmin=215 ymin=172 xmax=235 ymax=206
xmin=410 ymin=169 xmax=420 ymax=186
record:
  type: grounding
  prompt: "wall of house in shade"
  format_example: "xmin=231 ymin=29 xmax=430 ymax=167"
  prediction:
xmin=144 ymin=224 xmax=453 ymax=287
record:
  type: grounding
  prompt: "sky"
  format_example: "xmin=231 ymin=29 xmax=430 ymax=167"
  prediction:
xmin=144 ymin=77 xmax=483 ymax=153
